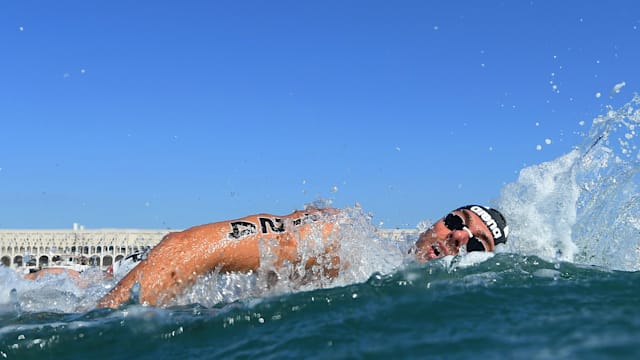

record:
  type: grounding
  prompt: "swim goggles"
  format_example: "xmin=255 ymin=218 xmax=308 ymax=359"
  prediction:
xmin=444 ymin=213 xmax=487 ymax=252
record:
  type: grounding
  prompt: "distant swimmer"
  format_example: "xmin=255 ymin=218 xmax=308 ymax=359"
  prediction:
xmin=23 ymin=267 xmax=106 ymax=288
xmin=23 ymin=267 xmax=82 ymax=281
xmin=97 ymin=205 xmax=509 ymax=308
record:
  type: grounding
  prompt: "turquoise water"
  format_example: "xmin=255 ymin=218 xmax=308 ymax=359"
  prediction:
xmin=2 ymin=96 xmax=640 ymax=359
xmin=1 ymin=256 xmax=639 ymax=359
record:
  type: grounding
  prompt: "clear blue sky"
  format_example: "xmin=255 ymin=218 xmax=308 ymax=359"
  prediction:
xmin=1 ymin=0 xmax=638 ymax=229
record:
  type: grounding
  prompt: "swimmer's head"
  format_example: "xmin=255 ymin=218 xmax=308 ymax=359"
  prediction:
xmin=411 ymin=204 xmax=509 ymax=262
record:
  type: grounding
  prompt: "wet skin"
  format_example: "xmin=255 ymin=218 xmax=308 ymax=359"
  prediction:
xmin=411 ymin=209 xmax=496 ymax=262
xmin=97 ymin=207 xmax=499 ymax=308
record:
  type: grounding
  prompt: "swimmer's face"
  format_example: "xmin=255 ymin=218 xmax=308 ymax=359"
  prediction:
xmin=411 ymin=209 xmax=496 ymax=262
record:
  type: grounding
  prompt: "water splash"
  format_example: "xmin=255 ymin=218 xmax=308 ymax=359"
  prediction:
xmin=0 ymin=267 xmax=112 ymax=313
xmin=171 ymin=205 xmax=405 ymax=307
xmin=497 ymin=150 xmax=580 ymax=262
xmin=498 ymin=94 xmax=640 ymax=271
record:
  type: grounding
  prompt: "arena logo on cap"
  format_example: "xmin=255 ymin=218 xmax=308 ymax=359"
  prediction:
xmin=469 ymin=206 xmax=503 ymax=240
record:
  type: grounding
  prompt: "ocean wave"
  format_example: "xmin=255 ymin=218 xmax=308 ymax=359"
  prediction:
xmin=498 ymin=94 xmax=640 ymax=271
xmin=2 ymin=254 xmax=638 ymax=359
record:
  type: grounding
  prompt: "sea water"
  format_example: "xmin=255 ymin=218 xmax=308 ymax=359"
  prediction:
xmin=2 ymin=95 xmax=640 ymax=359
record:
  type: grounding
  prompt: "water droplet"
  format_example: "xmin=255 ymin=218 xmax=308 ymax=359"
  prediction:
xmin=10 ymin=288 xmax=20 ymax=312
xmin=612 ymin=81 xmax=626 ymax=95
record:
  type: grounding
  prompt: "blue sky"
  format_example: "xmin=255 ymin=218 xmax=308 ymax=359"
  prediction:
xmin=1 ymin=0 xmax=638 ymax=229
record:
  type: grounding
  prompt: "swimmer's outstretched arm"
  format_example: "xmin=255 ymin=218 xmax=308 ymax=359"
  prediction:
xmin=96 ymin=209 xmax=336 ymax=309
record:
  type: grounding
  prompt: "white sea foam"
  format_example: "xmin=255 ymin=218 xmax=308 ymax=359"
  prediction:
xmin=498 ymin=150 xmax=581 ymax=262
xmin=0 ymin=266 xmax=112 ymax=313
xmin=498 ymin=94 xmax=640 ymax=271
xmin=173 ymin=205 xmax=405 ymax=307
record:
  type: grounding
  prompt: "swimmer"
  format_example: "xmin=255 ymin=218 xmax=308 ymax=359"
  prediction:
xmin=23 ymin=267 xmax=111 ymax=288
xmin=23 ymin=267 xmax=82 ymax=281
xmin=97 ymin=204 xmax=508 ymax=308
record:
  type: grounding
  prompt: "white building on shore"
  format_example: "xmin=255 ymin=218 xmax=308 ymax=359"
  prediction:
xmin=0 ymin=225 xmax=170 ymax=272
